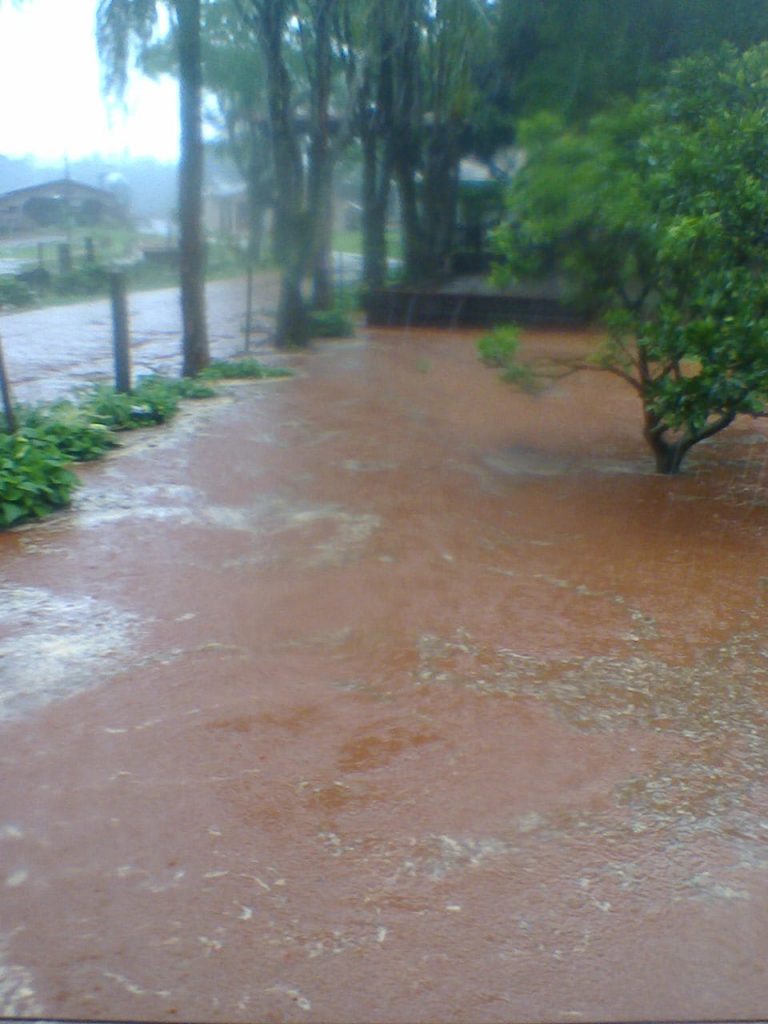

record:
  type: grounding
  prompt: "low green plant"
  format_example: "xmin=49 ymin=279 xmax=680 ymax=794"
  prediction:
xmin=0 ymin=362 xmax=293 ymax=529
xmin=51 ymin=264 xmax=110 ymax=297
xmin=0 ymin=428 xmax=79 ymax=527
xmin=200 ymin=359 xmax=292 ymax=381
xmin=477 ymin=326 xmax=537 ymax=390
xmin=16 ymin=402 xmax=118 ymax=461
xmin=308 ymin=307 xmax=355 ymax=339
xmin=0 ymin=275 xmax=36 ymax=309
xmin=80 ymin=377 xmax=181 ymax=430
xmin=171 ymin=376 xmax=218 ymax=398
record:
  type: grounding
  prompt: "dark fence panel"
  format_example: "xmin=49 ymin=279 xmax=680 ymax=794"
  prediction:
xmin=363 ymin=289 xmax=588 ymax=329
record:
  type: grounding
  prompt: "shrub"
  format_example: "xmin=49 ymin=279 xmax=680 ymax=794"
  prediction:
xmin=51 ymin=264 xmax=110 ymax=297
xmin=80 ymin=377 xmax=183 ymax=430
xmin=16 ymin=402 xmax=118 ymax=461
xmin=0 ymin=429 xmax=79 ymax=527
xmin=477 ymin=326 xmax=536 ymax=390
xmin=171 ymin=376 xmax=218 ymax=399
xmin=0 ymin=275 xmax=36 ymax=309
xmin=308 ymin=307 xmax=355 ymax=338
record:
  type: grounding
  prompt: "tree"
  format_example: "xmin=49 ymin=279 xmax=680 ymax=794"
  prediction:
xmin=494 ymin=0 xmax=768 ymax=126
xmin=385 ymin=0 xmax=493 ymax=284
xmin=97 ymin=0 xmax=209 ymax=376
xmin=342 ymin=0 xmax=395 ymax=292
xmin=488 ymin=44 xmax=768 ymax=475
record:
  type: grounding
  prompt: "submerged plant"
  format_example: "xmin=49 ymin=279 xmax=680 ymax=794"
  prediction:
xmin=477 ymin=327 xmax=537 ymax=390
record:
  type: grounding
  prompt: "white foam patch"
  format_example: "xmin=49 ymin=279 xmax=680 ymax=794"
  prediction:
xmin=0 ymin=586 xmax=143 ymax=721
xmin=0 ymin=935 xmax=42 ymax=1018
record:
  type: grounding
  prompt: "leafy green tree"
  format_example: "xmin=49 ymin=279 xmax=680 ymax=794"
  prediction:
xmin=97 ymin=0 xmax=209 ymax=376
xmin=490 ymin=44 xmax=768 ymax=475
xmin=495 ymin=0 xmax=768 ymax=125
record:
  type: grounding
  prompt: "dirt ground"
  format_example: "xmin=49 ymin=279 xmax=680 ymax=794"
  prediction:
xmin=1 ymin=318 xmax=768 ymax=1023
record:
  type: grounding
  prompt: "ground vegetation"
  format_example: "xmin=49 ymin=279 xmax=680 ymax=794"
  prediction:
xmin=0 ymin=360 xmax=290 ymax=527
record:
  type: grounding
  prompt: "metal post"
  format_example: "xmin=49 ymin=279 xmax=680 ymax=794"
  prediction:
xmin=244 ymin=258 xmax=254 ymax=352
xmin=57 ymin=242 xmax=72 ymax=275
xmin=109 ymin=272 xmax=132 ymax=394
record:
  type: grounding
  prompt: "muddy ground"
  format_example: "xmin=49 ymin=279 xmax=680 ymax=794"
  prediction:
xmin=1 ymin=315 xmax=768 ymax=1023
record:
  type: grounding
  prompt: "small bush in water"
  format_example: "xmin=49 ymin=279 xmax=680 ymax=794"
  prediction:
xmin=477 ymin=326 xmax=536 ymax=390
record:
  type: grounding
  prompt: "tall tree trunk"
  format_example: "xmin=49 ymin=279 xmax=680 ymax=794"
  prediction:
xmin=277 ymin=261 xmax=309 ymax=347
xmin=421 ymin=134 xmax=460 ymax=278
xmin=311 ymin=166 xmax=334 ymax=310
xmin=395 ymin=163 xmax=425 ymax=284
xmin=357 ymin=11 xmax=394 ymax=293
xmin=361 ymin=130 xmax=390 ymax=291
xmin=308 ymin=0 xmax=334 ymax=311
xmin=390 ymin=0 xmax=426 ymax=284
xmin=256 ymin=0 xmax=310 ymax=347
xmin=176 ymin=0 xmax=209 ymax=376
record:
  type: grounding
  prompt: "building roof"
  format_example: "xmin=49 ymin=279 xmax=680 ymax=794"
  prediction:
xmin=0 ymin=179 xmax=118 ymax=204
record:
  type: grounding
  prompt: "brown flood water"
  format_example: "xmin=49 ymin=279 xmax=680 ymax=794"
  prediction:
xmin=1 ymin=325 xmax=768 ymax=1022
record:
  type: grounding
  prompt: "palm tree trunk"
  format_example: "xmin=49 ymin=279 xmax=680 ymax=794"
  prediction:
xmin=176 ymin=0 xmax=209 ymax=377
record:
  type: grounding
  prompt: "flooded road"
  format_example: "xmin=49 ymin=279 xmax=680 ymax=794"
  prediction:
xmin=1 ymin=320 xmax=768 ymax=1022
xmin=1 ymin=273 xmax=278 ymax=404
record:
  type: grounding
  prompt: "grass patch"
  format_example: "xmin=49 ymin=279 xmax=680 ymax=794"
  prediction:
xmin=200 ymin=359 xmax=292 ymax=381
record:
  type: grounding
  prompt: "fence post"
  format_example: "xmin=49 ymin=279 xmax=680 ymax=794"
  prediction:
xmin=57 ymin=243 xmax=72 ymax=275
xmin=109 ymin=271 xmax=131 ymax=394
xmin=0 ymin=331 xmax=16 ymax=434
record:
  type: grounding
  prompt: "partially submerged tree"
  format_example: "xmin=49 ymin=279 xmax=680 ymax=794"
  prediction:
xmin=488 ymin=44 xmax=768 ymax=474
xmin=97 ymin=0 xmax=209 ymax=376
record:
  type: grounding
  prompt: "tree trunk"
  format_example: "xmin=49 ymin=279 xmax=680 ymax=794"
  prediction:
xmin=361 ymin=131 xmax=389 ymax=291
xmin=276 ymin=262 xmax=309 ymax=348
xmin=358 ymin=14 xmax=394 ymax=293
xmin=176 ymin=0 xmax=209 ymax=377
xmin=421 ymin=134 xmax=460 ymax=279
xmin=255 ymin=0 xmax=311 ymax=347
xmin=643 ymin=407 xmax=689 ymax=475
xmin=395 ymin=164 xmax=425 ymax=284
xmin=310 ymin=158 xmax=334 ymax=310
xmin=308 ymin=0 xmax=335 ymax=311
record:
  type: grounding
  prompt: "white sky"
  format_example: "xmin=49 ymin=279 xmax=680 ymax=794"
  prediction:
xmin=0 ymin=0 xmax=180 ymax=164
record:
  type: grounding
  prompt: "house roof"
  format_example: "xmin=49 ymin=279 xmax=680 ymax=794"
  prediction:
xmin=0 ymin=179 xmax=118 ymax=204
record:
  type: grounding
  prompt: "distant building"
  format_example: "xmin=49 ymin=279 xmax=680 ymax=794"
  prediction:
xmin=203 ymin=182 xmax=249 ymax=239
xmin=0 ymin=179 xmax=127 ymax=236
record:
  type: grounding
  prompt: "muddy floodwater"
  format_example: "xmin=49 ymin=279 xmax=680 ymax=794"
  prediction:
xmin=1 ymin=323 xmax=768 ymax=1022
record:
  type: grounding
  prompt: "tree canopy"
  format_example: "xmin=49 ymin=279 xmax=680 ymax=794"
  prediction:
xmin=489 ymin=43 xmax=768 ymax=474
